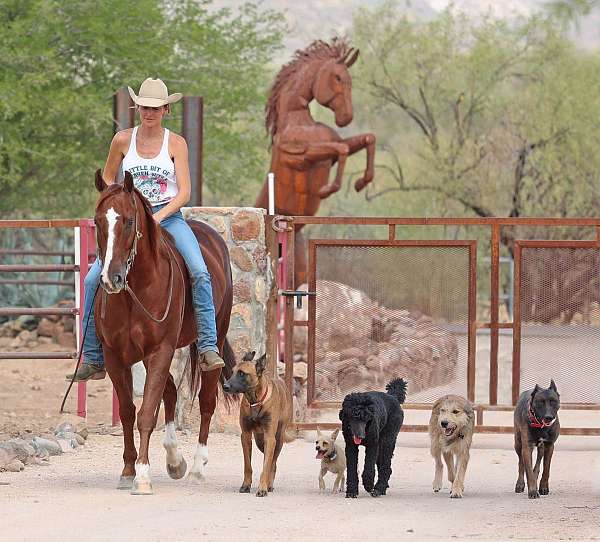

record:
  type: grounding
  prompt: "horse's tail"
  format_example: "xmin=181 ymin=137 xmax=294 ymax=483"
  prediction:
xmin=219 ymin=338 xmax=238 ymax=408
xmin=188 ymin=342 xmax=202 ymax=400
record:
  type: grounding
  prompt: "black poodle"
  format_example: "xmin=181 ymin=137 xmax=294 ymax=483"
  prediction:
xmin=339 ymin=378 xmax=407 ymax=498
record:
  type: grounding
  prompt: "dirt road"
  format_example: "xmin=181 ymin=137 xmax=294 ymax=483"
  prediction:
xmin=1 ymin=430 xmax=600 ymax=542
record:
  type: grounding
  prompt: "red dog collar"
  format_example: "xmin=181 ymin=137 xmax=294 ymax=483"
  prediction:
xmin=528 ymin=400 xmax=555 ymax=428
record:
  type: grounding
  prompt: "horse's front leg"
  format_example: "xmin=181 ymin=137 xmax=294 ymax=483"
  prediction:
xmin=341 ymin=133 xmax=376 ymax=192
xmin=105 ymin=351 xmax=137 ymax=490
xmin=163 ymin=374 xmax=187 ymax=480
xmin=281 ymin=141 xmax=349 ymax=199
xmin=132 ymin=348 xmax=173 ymax=495
xmin=188 ymin=369 xmax=221 ymax=481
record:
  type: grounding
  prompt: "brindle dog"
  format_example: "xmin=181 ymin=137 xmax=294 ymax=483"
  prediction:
xmin=223 ymin=351 xmax=294 ymax=497
xmin=514 ymin=380 xmax=560 ymax=499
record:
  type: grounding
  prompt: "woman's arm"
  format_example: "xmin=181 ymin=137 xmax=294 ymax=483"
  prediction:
xmin=102 ymin=131 xmax=130 ymax=184
xmin=152 ymin=133 xmax=191 ymax=223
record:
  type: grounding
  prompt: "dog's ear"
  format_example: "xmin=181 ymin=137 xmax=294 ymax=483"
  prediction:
xmin=464 ymin=402 xmax=475 ymax=423
xmin=331 ymin=428 xmax=340 ymax=441
xmin=242 ymin=350 xmax=256 ymax=362
xmin=549 ymin=379 xmax=558 ymax=393
xmin=255 ymin=353 xmax=266 ymax=376
xmin=531 ymin=384 xmax=540 ymax=398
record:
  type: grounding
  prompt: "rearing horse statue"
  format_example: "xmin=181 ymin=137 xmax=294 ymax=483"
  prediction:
xmin=255 ymin=38 xmax=376 ymax=286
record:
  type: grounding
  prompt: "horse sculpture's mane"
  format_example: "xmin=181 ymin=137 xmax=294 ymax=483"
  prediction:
xmin=96 ymin=184 xmax=160 ymax=253
xmin=265 ymin=37 xmax=352 ymax=142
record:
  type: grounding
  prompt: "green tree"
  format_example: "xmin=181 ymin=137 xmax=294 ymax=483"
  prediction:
xmin=350 ymin=3 xmax=600 ymax=224
xmin=0 ymin=0 xmax=284 ymax=218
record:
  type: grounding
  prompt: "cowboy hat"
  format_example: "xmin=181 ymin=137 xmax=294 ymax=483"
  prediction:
xmin=127 ymin=78 xmax=182 ymax=107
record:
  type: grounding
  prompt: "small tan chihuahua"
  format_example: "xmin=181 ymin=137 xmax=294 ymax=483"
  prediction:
xmin=315 ymin=427 xmax=346 ymax=493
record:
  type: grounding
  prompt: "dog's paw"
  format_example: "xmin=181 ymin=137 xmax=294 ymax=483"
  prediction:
xmin=450 ymin=490 xmax=463 ymax=499
xmin=528 ymin=489 xmax=540 ymax=499
xmin=515 ymin=481 xmax=525 ymax=493
xmin=370 ymin=488 xmax=385 ymax=498
xmin=539 ymin=485 xmax=549 ymax=496
xmin=268 ymin=486 xmax=274 ymax=492
xmin=256 ymin=489 xmax=268 ymax=497
xmin=363 ymin=484 xmax=374 ymax=493
xmin=239 ymin=485 xmax=251 ymax=493
xmin=433 ymin=483 xmax=442 ymax=493
xmin=346 ymin=492 xmax=358 ymax=498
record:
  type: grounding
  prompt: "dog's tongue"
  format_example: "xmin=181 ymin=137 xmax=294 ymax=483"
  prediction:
xmin=316 ymin=450 xmax=325 ymax=459
xmin=353 ymin=436 xmax=362 ymax=445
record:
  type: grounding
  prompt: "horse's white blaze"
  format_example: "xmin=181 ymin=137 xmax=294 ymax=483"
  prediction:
xmin=189 ymin=444 xmax=208 ymax=478
xmin=134 ymin=462 xmax=151 ymax=482
xmin=100 ymin=207 xmax=119 ymax=286
xmin=163 ymin=422 xmax=183 ymax=466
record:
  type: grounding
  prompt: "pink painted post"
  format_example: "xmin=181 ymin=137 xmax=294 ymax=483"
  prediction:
xmin=277 ymin=228 xmax=287 ymax=362
xmin=77 ymin=219 xmax=92 ymax=418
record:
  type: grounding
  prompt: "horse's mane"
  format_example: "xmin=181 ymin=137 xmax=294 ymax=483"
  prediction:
xmin=265 ymin=37 xmax=351 ymax=142
xmin=96 ymin=184 xmax=160 ymax=253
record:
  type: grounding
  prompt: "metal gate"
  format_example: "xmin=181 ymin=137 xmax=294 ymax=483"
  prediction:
xmin=275 ymin=216 xmax=600 ymax=435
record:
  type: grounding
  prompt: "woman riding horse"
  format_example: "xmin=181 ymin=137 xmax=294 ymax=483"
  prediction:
xmin=67 ymin=77 xmax=225 ymax=380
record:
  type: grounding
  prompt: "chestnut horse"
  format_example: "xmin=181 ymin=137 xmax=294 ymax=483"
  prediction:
xmin=93 ymin=170 xmax=235 ymax=494
xmin=255 ymin=38 xmax=376 ymax=285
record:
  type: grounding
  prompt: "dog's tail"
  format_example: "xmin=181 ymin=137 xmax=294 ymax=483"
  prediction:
xmin=386 ymin=378 xmax=407 ymax=404
xmin=283 ymin=426 xmax=297 ymax=443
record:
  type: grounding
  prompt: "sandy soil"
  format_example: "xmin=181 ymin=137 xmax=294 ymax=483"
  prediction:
xmin=2 ymin=359 xmax=600 ymax=541
xmin=2 ymin=431 xmax=600 ymax=541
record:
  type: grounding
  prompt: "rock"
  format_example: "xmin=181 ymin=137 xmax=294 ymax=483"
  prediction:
xmin=32 ymin=437 xmax=62 ymax=456
xmin=231 ymin=210 xmax=261 ymax=242
xmin=230 ymin=247 xmax=254 ymax=272
xmin=233 ymin=280 xmax=252 ymax=303
xmin=4 ymin=459 xmax=24 ymax=472
xmin=16 ymin=315 xmax=38 ymax=331
xmin=37 ymin=318 xmax=57 ymax=338
xmin=57 ymin=332 xmax=75 ymax=347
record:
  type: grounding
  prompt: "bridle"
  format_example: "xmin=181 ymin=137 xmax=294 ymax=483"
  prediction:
xmin=98 ymin=192 xmax=179 ymax=324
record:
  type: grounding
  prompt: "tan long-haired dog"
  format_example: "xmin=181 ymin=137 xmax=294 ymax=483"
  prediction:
xmin=429 ymin=395 xmax=475 ymax=498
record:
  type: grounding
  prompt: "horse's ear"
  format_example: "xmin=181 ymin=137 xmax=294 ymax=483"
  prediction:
xmin=123 ymin=170 xmax=134 ymax=192
xmin=95 ymin=169 xmax=107 ymax=192
xmin=345 ymin=49 xmax=359 ymax=68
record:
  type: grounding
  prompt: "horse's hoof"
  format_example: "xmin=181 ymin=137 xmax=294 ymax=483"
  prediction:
xmin=167 ymin=457 xmax=187 ymax=480
xmin=187 ymin=469 xmax=205 ymax=482
xmin=131 ymin=478 xmax=153 ymax=495
xmin=117 ymin=475 xmax=134 ymax=490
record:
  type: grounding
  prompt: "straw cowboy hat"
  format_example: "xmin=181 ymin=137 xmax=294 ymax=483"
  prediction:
xmin=127 ymin=78 xmax=182 ymax=107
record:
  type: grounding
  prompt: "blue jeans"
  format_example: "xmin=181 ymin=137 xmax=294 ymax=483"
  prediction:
xmin=82 ymin=205 xmax=218 ymax=366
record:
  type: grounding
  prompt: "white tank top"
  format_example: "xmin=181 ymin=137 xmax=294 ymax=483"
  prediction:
xmin=122 ymin=126 xmax=178 ymax=206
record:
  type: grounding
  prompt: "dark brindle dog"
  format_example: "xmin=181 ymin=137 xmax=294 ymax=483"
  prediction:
xmin=223 ymin=351 xmax=294 ymax=497
xmin=514 ymin=380 xmax=560 ymax=499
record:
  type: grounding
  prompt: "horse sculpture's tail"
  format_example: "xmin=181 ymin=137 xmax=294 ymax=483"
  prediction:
xmin=188 ymin=339 xmax=238 ymax=406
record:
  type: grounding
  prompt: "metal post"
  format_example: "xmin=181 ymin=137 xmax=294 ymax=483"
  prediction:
xmin=113 ymin=87 xmax=135 ymax=133
xmin=113 ymin=88 xmax=135 ymax=182
xmin=182 ymin=96 xmax=203 ymax=206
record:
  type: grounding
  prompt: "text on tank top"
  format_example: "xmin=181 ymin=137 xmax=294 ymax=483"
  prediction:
xmin=121 ymin=126 xmax=178 ymax=206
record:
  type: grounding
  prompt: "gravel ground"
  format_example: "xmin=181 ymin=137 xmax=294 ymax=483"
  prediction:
xmin=1 ymin=431 xmax=600 ymax=542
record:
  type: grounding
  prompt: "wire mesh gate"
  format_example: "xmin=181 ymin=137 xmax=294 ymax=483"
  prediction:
xmin=275 ymin=216 xmax=600 ymax=435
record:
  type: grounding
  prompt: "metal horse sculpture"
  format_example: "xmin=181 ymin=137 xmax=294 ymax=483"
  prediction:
xmin=256 ymin=38 xmax=376 ymax=285
xmin=93 ymin=170 xmax=235 ymax=494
